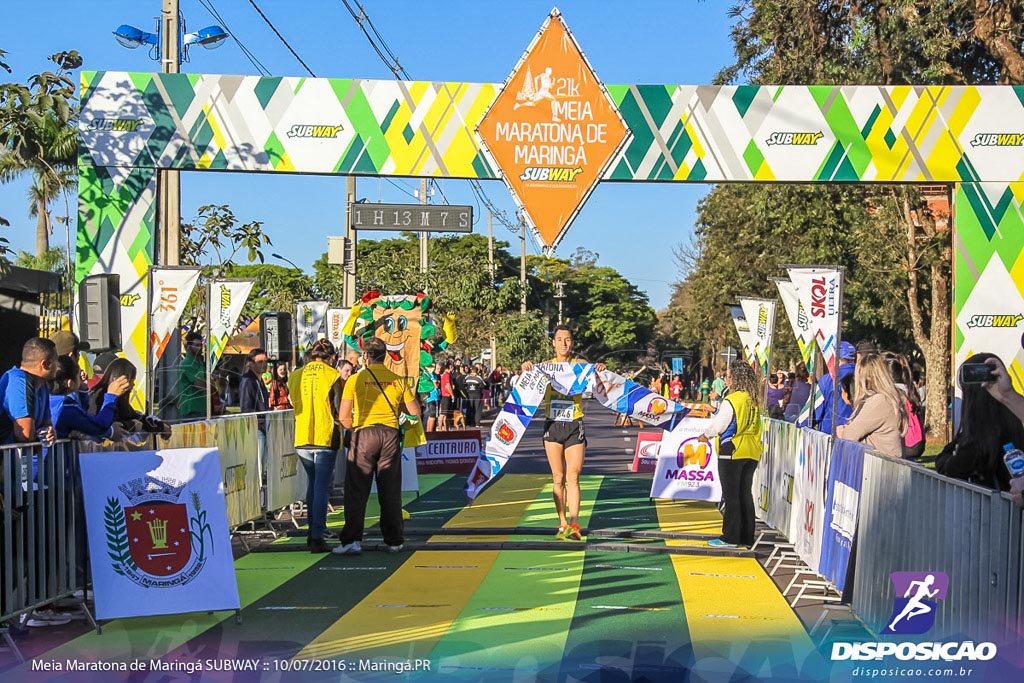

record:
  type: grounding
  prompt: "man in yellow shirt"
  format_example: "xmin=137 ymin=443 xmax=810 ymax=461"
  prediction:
xmin=289 ymin=339 xmax=343 ymax=554
xmin=334 ymin=337 xmax=421 ymax=555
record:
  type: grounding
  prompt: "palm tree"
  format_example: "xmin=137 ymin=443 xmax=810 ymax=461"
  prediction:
xmin=0 ymin=109 xmax=78 ymax=258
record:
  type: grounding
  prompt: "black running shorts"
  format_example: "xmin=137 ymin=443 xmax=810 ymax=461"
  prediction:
xmin=543 ymin=419 xmax=586 ymax=446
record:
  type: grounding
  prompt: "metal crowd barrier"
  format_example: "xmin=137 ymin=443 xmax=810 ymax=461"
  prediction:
xmin=1 ymin=441 xmax=82 ymax=650
xmin=852 ymin=451 xmax=1024 ymax=647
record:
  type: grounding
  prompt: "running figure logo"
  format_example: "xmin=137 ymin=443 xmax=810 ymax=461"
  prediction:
xmin=882 ymin=571 xmax=949 ymax=635
xmin=513 ymin=66 xmax=560 ymax=121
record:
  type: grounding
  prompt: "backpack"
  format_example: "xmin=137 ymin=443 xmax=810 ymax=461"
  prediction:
xmin=902 ymin=398 xmax=925 ymax=460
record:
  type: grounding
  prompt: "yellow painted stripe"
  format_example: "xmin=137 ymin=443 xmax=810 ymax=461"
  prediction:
xmin=296 ymin=550 xmax=498 ymax=660
xmin=429 ymin=474 xmax=550 ymax=544
xmin=672 ymin=555 xmax=816 ymax=667
xmin=655 ymin=499 xmax=722 ymax=542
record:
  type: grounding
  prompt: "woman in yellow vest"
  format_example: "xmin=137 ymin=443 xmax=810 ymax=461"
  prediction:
xmin=522 ymin=325 xmax=605 ymax=541
xmin=699 ymin=360 xmax=763 ymax=548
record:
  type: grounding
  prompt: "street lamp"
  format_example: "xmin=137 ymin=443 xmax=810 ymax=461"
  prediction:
xmin=113 ymin=13 xmax=227 ymax=65
xmin=272 ymin=253 xmax=302 ymax=272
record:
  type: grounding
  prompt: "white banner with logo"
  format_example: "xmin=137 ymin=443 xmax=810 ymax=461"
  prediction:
xmin=786 ymin=266 xmax=843 ymax=376
xmin=738 ymin=297 xmax=777 ymax=376
xmin=729 ymin=305 xmax=757 ymax=367
xmin=649 ymin=419 xmax=719 ymax=501
xmin=79 ymin=447 xmax=241 ymax=620
xmin=296 ymin=301 xmax=329 ymax=358
xmin=325 ymin=307 xmax=346 ymax=351
xmin=149 ymin=268 xmax=201 ymax=363
xmin=773 ymin=277 xmax=815 ymax=368
xmin=789 ymin=427 xmax=832 ymax=570
xmin=208 ymin=280 xmax=254 ymax=369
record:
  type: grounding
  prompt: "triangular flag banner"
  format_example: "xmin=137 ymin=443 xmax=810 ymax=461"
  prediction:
xmin=786 ymin=267 xmax=843 ymax=376
xmin=208 ymin=280 xmax=254 ymax=370
xmin=738 ymin=297 xmax=776 ymax=377
xmin=149 ymin=268 xmax=201 ymax=363
xmin=325 ymin=308 xmax=346 ymax=350
xmin=773 ymin=278 xmax=815 ymax=370
xmin=296 ymin=301 xmax=330 ymax=358
xmin=729 ymin=305 xmax=757 ymax=367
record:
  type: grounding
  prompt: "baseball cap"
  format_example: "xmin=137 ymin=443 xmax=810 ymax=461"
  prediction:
xmin=91 ymin=351 xmax=119 ymax=375
xmin=50 ymin=330 xmax=90 ymax=356
xmin=839 ymin=341 xmax=857 ymax=360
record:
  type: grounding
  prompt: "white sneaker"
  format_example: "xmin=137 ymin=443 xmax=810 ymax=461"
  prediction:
xmin=26 ymin=609 xmax=72 ymax=627
xmin=332 ymin=541 xmax=362 ymax=555
xmin=385 ymin=544 xmax=404 ymax=553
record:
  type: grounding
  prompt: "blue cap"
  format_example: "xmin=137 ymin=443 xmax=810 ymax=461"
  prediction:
xmin=839 ymin=341 xmax=857 ymax=360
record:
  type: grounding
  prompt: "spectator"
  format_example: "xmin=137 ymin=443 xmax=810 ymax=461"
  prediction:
xmin=461 ymin=366 xmax=486 ymax=427
xmin=815 ymin=341 xmax=857 ymax=435
xmin=334 ymin=337 xmax=420 ymax=555
xmin=836 ymin=353 xmax=907 ymax=458
xmin=423 ymin=363 xmax=440 ymax=432
xmin=669 ymin=374 xmax=683 ymax=401
xmin=49 ymin=356 xmax=128 ymax=441
xmin=883 ymin=352 xmax=925 ymax=460
xmin=711 ymin=372 xmax=727 ymax=407
xmin=489 ymin=365 xmax=505 ymax=408
xmin=699 ymin=360 xmax=763 ymax=548
xmin=88 ymin=359 xmax=172 ymax=439
xmin=289 ymin=339 xmax=343 ymax=553
xmin=0 ymin=337 xmax=58 ymax=445
xmin=239 ymin=347 xmax=270 ymax=479
xmin=783 ymin=362 xmax=812 ymax=423
xmin=766 ymin=374 xmax=786 ymax=420
xmin=87 ymin=351 xmax=120 ymax=390
xmin=936 ymin=354 xmax=1024 ymax=493
xmin=700 ymin=376 xmax=711 ymax=403
xmin=178 ymin=332 xmax=207 ymax=418
xmin=438 ymin=362 xmax=454 ymax=431
xmin=269 ymin=362 xmax=292 ymax=410
xmin=49 ymin=330 xmax=91 ymax=383
xmin=855 ymin=340 xmax=878 ymax=362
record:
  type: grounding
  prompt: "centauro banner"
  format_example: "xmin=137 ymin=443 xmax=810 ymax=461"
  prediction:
xmin=476 ymin=9 xmax=628 ymax=252
xmin=149 ymin=268 xmax=201 ymax=363
xmin=79 ymin=447 xmax=241 ymax=620
xmin=208 ymin=279 xmax=254 ymax=370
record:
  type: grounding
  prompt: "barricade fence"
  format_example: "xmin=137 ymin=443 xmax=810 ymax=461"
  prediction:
xmin=755 ymin=418 xmax=1024 ymax=647
xmin=1 ymin=441 xmax=80 ymax=624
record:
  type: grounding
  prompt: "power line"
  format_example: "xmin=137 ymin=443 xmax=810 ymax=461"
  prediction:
xmin=246 ymin=0 xmax=317 ymax=77
xmin=198 ymin=0 xmax=272 ymax=76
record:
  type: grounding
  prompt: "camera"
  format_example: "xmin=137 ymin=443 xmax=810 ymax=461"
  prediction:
xmin=959 ymin=362 xmax=996 ymax=384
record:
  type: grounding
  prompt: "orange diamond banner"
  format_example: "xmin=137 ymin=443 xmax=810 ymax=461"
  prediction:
xmin=477 ymin=10 xmax=629 ymax=251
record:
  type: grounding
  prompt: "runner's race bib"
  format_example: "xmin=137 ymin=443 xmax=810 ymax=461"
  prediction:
xmin=550 ymin=399 xmax=575 ymax=422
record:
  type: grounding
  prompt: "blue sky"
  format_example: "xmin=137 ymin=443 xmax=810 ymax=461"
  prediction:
xmin=1 ymin=0 xmax=736 ymax=310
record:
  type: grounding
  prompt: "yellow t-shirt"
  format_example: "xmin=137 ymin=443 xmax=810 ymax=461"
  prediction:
xmin=289 ymin=361 xmax=341 ymax=448
xmin=343 ymin=364 xmax=416 ymax=430
xmin=542 ymin=358 xmax=585 ymax=421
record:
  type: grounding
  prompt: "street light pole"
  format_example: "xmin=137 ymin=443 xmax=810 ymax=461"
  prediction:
xmin=158 ymin=0 xmax=180 ymax=266
xmin=344 ymin=177 xmax=357 ymax=307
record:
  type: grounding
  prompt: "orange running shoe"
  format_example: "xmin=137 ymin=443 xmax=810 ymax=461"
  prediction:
xmin=565 ymin=522 xmax=583 ymax=541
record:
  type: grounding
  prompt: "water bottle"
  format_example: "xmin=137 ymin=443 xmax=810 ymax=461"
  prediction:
xmin=1003 ymin=443 xmax=1024 ymax=479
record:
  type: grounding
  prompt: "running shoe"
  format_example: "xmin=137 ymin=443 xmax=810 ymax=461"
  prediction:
xmin=385 ymin=544 xmax=404 ymax=553
xmin=26 ymin=609 xmax=72 ymax=627
xmin=332 ymin=541 xmax=362 ymax=555
xmin=565 ymin=523 xmax=583 ymax=541
xmin=707 ymin=538 xmax=737 ymax=548
xmin=555 ymin=525 xmax=569 ymax=540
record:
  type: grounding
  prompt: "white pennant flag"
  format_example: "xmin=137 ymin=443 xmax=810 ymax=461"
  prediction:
xmin=729 ymin=305 xmax=757 ymax=367
xmin=296 ymin=301 xmax=330 ymax=357
xmin=739 ymin=297 xmax=776 ymax=376
xmin=325 ymin=308 xmax=346 ymax=350
xmin=149 ymin=268 xmax=201 ymax=363
xmin=773 ymin=278 xmax=815 ymax=368
xmin=786 ymin=266 xmax=843 ymax=376
xmin=208 ymin=280 xmax=254 ymax=369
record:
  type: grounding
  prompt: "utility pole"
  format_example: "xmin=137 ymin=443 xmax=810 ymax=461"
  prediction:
xmin=419 ymin=179 xmax=429 ymax=281
xmin=344 ymin=177 xmax=357 ymax=307
xmin=158 ymin=0 xmax=181 ymax=266
xmin=520 ymin=219 xmax=527 ymax=314
xmin=488 ymin=211 xmax=497 ymax=369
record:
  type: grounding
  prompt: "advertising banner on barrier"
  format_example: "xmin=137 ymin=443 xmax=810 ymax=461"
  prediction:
xmin=417 ymin=430 xmax=482 ymax=473
xmin=754 ymin=419 xmax=800 ymax=534
xmin=649 ymin=419 xmax=719 ymax=501
xmin=296 ymin=301 xmax=329 ymax=358
xmin=149 ymin=267 xmax=201 ymax=363
xmin=215 ymin=415 xmax=261 ymax=527
xmin=630 ymin=431 xmax=663 ymax=473
xmin=789 ymin=427 xmax=832 ymax=570
xmin=208 ymin=280 xmax=255 ymax=370
xmin=819 ymin=438 xmax=868 ymax=592
xmin=265 ymin=411 xmax=306 ymax=511
xmin=79 ymin=447 xmax=241 ymax=620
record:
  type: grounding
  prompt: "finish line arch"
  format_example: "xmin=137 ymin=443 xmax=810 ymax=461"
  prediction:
xmin=76 ymin=32 xmax=1024 ymax=410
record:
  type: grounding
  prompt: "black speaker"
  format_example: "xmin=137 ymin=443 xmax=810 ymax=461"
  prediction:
xmin=260 ymin=311 xmax=292 ymax=363
xmin=78 ymin=274 xmax=122 ymax=352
